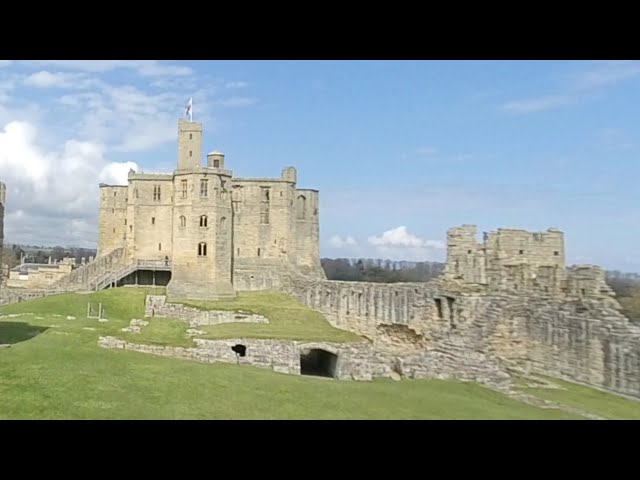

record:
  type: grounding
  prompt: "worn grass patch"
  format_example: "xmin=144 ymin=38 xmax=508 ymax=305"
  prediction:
xmin=173 ymin=291 xmax=363 ymax=343
xmin=517 ymin=375 xmax=640 ymax=420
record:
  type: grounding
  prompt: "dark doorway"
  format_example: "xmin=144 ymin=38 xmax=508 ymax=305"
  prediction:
xmin=300 ymin=349 xmax=338 ymax=378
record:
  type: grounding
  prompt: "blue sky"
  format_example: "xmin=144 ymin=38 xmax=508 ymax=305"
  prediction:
xmin=0 ymin=60 xmax=639 ymax=271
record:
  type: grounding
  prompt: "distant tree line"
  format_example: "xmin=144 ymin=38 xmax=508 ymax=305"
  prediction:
xmin=321 ymin=258 xmax=445 ymax=283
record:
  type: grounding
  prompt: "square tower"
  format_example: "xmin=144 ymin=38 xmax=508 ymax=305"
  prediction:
xmin=177 ymin=119 xmax=203 ymax=172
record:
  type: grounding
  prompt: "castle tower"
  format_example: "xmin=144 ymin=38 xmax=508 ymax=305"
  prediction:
xmin=166 ymin=120 xmax=236 ymax=300
xmin=177 ymin=119 xmax=203 ymax=172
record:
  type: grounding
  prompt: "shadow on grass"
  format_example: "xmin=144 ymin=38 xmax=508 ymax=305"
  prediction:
xmin=0 ymin=322 xmax=49 ymax=345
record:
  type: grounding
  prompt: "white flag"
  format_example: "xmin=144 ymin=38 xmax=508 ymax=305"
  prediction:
xmin=185 ymin=97 xmax=193 ymax=121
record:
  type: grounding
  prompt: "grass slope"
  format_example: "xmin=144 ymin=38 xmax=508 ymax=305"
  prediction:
xmin=174 ymin=291 xmax=362 ymax=342
xmin=0 ymin=287 xmax=634 ymax=419
xmin=516 ymin=376 xmax=640 ymax=420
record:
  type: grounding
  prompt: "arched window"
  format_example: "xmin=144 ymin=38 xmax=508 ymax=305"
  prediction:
xmin=180 ymin=215 xmax=186 ymax=228
xmin=198 ymin=242 xmax=207 ymax=256
xmin=220 ymin=217 xmax=226 ymax=229
xmin=297 ymin=195 xmax=307 ymax=219
xmin=257 ymin=248 xmax=261 ymax=257
xmin=200 ymin=215 xmax=208 ymax=227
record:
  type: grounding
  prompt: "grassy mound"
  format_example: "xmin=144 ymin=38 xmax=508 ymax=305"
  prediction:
xmin=173 ymin=291 xmax=362 ymax=342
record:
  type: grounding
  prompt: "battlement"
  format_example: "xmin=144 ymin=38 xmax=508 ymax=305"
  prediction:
xmin=443 ymin=224 xmax=567 ymax=294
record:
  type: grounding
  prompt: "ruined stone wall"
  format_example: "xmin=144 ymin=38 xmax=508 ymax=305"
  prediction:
xmin=145 ymin=295 xmax=269 ymax=326
xmin=294 ymin=189 xmax=324 ymax=278
xmin=443 ymin=225 xmax=566 ymax=295
xmin=287 ymin=273 xmax=640 ymax=398
xmin=98 ymin=185 xmax=128 ymax=257
xmin=97 ymin=335 xmax=509 ymax=385
xmin=0 ymin=287 xmax=67 ymax=306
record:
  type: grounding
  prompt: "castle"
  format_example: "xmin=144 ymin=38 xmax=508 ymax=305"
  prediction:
xmin=1 ymin=117 xmax=639 ymax=402
xmin=97 ymin=118 xmax=325 ymax=300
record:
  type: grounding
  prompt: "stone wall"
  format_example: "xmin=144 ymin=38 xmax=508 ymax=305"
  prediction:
xmin=97 ymin=335 xmax=510 ymax=386
xmin=286 ymin=273 xmax=640 ymax=398
xmin=145 ymin=295 xmax=269 ymax=327
xmin=98 ymin=185 xmax=128 ymax=258
xmin=0 ymin=287 xmax=66 ymax=306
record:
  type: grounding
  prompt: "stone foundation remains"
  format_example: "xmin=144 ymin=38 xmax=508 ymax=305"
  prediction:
xmin=145 ymin=295 xmax=269 ymax=327
xmin=97 ymin=335 xmax=510 ymax=386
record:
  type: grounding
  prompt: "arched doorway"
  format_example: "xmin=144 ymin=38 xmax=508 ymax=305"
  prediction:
xmin=300 ymin=348 xmax=338 ymax=378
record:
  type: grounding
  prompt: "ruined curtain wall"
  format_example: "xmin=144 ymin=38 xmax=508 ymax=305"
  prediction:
xmin=288 ymin=278 xmax=640 ymax=398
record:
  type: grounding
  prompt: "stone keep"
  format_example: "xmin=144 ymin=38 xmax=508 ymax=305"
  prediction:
xmin=97 ymin=119 xmax=326 ymax=300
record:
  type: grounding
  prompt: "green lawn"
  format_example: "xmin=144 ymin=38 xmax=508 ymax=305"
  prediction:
xmin=0 ymin=287 xmax=635 ymax=419
xmin=515 ymin=375 xmax=640 ymax=420
xmin=174 ymin=291 xmax=363 ymax=343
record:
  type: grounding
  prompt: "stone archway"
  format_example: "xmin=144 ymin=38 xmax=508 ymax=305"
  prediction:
xmin=300 ymin=348 xmax=338 ymax=378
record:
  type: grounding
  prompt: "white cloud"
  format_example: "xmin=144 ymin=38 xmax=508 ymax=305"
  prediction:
xmin=59 ymin=85 xmax=188 ymax=153
xmin=213 ymin=97 xmax=258 ymax=108
xmin=501 ymin=61 xmax=640 ymax=115
xmin=501 ymin=94 xmax=576 ymax=114
xmin=225 ymin=81 xmax=249 ymax=89
xmin=414 ymin=146 xmax=438 ymax=156
xmin=329 ymin=235 xmax=358 ymax=248
xmin=24 ymin=70 xmax=99 ymax=89
xmin=573 ymin=60 xmax=640 ymax=90
xmin=367 ymin=226 xmax=445 ymax=261
xmin=369 ymin=226 xmax=443 ymax=249
xmin=0 ymin=120 xmax=136 ymax=247
xmin=29 ymin=60 xmax=193 ymax=77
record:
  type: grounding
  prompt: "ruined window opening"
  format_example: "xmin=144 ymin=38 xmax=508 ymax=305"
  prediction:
xmin=468 ymin=249 xmax=472 ymax=254
xmin=544 ymin=286 xmax=549 ymax=293
xmin=189 ymin=150 xmax=192 ymax=157
xmin=200 ymin=179 xmax=208 ymax=197
xmin=220 ymin=217 xmax=226 ymax=229
xmin=280 ymin=191 xmax=283 ymax=197
xmin=435 ymin=298 xmax=443 ymax=319
xmin=189 ymin=133 xmax=192 ymax=140
xmin=514 ymin=284 xmax=518 ymax=290
xmin=300 ymin=349 xmax=338 ymax=379
xmin=180 ymin=216 xmax=186 ymax=228
xmin=580 ymin=288 xmax=586 ymax=297
xmin=200 ymin=215 xmax=208 ymax=227
xmin=134 ymin=188 xmax=138 ymax=199
xmin=213 ymin=159 xmax=219 ymax=168
xmin=124 ymin=219 xmax=127 ymax=225
xmin=446 ymin=297 xmax=455 ymax=322
xmin=112 ymin=228 xmax=115 ymax=233
xmin=519 ymin=250 xmax=524 ymax=254
xmin=260 ymin=187 xmax=270 ymax=224
xmin=114 ymin=191 xmax=116 ymax=197
xmin=129 ymin=226 xmax=132 ymax=233
xmin=257 ymin=248 xmax=261 ymax=257
xmin=181 ymin=180 xmax=187 ymax=199
xmin=237 ymin=248 xmax=240 ymax=256
xmin=112 ymin=209 xmax=114 ymax=214
xmin=198 ymin=242 xmax=207 ymax=257
xmin=151 ymin=217 xmax=155 ymax=225
xmin=554 ymin=251 xmax=559 ymax=256
xmin=297 ymin=195 xmax=307 ymax=220
xmin=158 ymin=243 xmax=162 ymax=251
